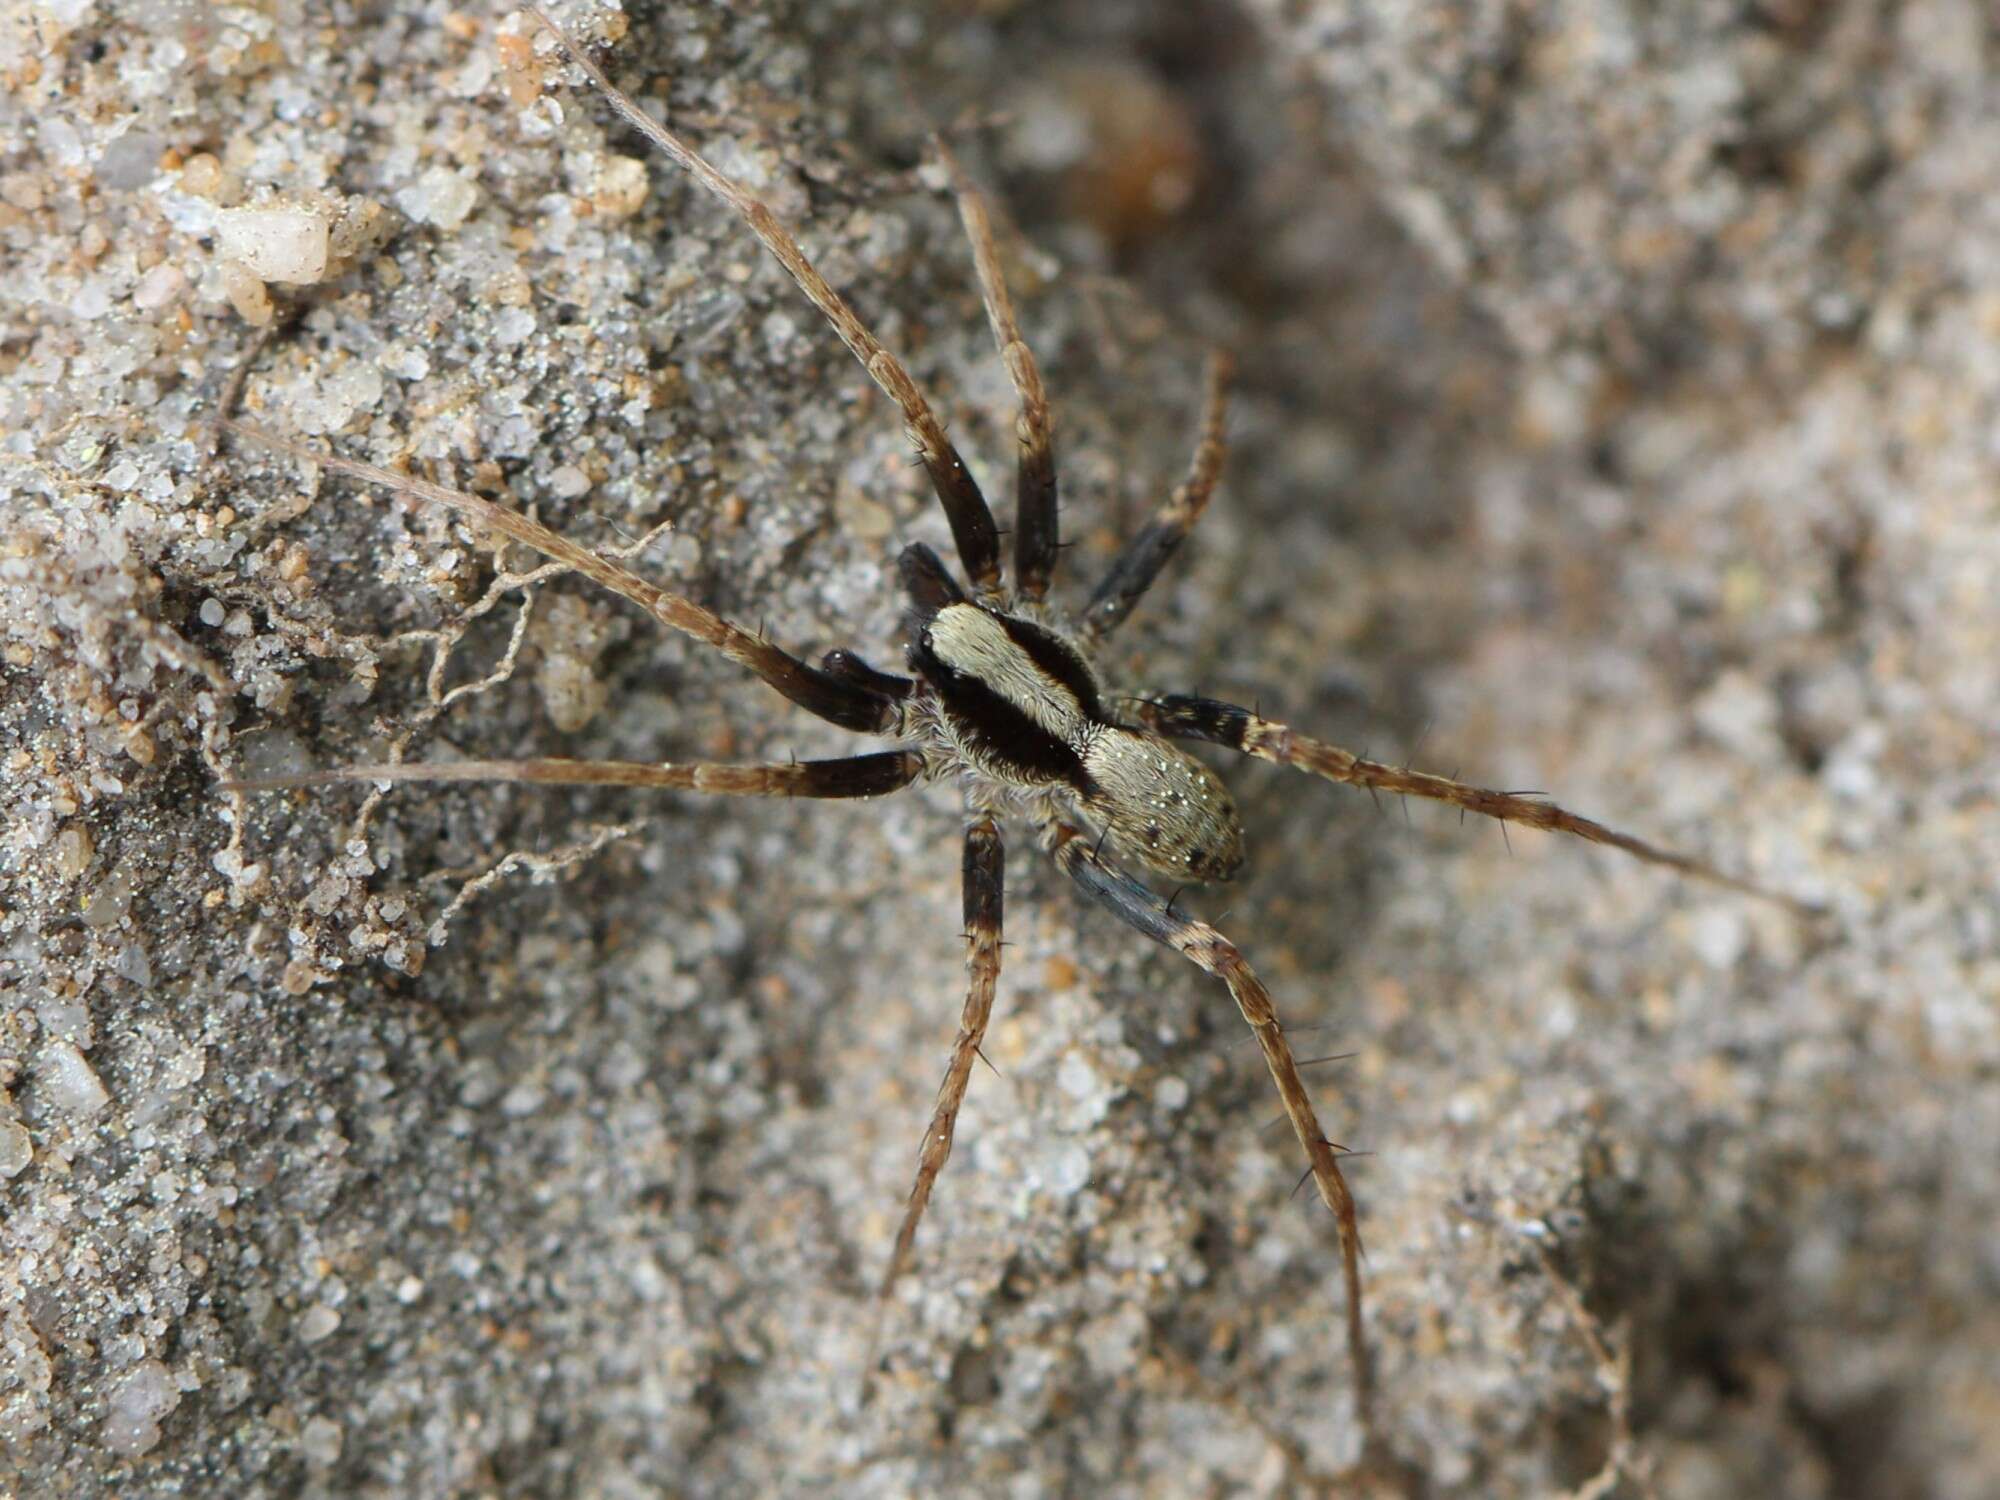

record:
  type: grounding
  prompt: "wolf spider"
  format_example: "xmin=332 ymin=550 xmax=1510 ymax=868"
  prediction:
xmin=226 ymin=7 xmax=1809 ymax=1425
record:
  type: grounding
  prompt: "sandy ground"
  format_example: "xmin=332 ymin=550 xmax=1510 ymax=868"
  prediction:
xmin=3 ymin=1 xmax=1996 ymax=1496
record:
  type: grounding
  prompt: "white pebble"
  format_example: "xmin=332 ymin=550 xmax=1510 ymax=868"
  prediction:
xmin=1693 ymin=670 xmax=1781 ymax=760
xmin=1056 ymin=1051 xmax=1101 ymax=1101
xmin=451 ymin=47 xmax=493 ymax=99
xmin=492 ymin=305 xmax=536 ymax=345
xmin=37 ymin=998 xmax=91 ymax=1042
xmin=1687 ymin=905 xmax=1748 ymax=970
xmin=40 ymin=1040 xmax=109 ymax=1118
xmin=217 ymin=204 xmax=331 ymax=284
xmin=39 ymin=112 xmax=84 ymax=167
xmin=300 ymin=1415 xmax=343 ymax=1467
xmin=1445 ymin=1086 xmax=1488 ymax=1126
xmin=381 ymin=344 xmax=431 ymax=381
xmin=103 ymin=1361 xmax=179 ymax=1457
xmin=71 ymin=279 xmax=112 ymax=320
xmin=397 ymin=165 xmax=479 ymax=229
xmin=1048 ymin=1144 xmax=1091 ymax=1197
xmin=116 ymin=944 xmax=153 ymax=992
xmin=132 ymin=262 xmax=186 ymax=310
xmin=0 ymin=1120 xmax=30 ymax=1178
xmin=296 ymin=1304 xmax=341 ymax=1343
xmin=499 ymin=1080 xmax=544 ymax=1118
xmin=300 ymin=361 xmax=385 ymax=435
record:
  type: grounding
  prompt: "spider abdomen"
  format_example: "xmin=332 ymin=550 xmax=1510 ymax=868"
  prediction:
xmin=1078 ymin=728 xmax=1245 ymax=882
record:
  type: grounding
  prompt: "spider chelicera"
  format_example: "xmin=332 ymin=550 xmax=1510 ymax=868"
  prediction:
xmin=226 ymin=7 xmax=1808 ymax=1421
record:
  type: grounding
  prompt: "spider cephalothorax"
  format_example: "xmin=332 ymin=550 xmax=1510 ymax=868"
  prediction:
xmin=225 ymin=6 xmax=1809 ymax=1433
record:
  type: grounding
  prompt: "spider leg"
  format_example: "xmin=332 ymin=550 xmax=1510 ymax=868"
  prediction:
xmin=819 ymin=648 xmax=915 ymax=701
xmin=528 ymin=7 xmax=1003 ymax=595
xmin=1043 ymin=819 xmax=1374 ymax=1432
xmin=1083 ymin=351 xmax=1232 ymax=639
xmin=876 ymin=816 xmax=1005 ymax=1315
xmin=226 ymin=423 xmax=895 ymax=734
xmin=934 ymin=134 xmax=1058 ymax=601
xmin=225 ymin=751 xmax=925 ymax=798
xmin=1144 ymin=695 xmax=1820 ymax=914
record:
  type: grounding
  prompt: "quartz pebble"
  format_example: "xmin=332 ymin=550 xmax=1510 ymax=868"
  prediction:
xmin=217 ymin=204 xmax=331 ymax=284
xmin=0 ymin=1120 xmax=30 ymax=1178
xmin=40 ymin=1041 xmax=110 ymax=1118
xmin=103 ymin=1362 xmax=179 ymax=1457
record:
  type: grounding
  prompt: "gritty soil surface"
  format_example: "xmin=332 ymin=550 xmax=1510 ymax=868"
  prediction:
xmin=3 ymin=2 xmax=1995 ymax=1497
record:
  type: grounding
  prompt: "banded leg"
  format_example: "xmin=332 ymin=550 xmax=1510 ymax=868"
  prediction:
xmin=225 ymin=750 xmax=925 ymax=798
xmin=878 ymin=816 xmax=1005 ymax=1307
xmin=226 ymin=422 xmax=895 ymax=734
xmin=1045 ymin=820 xmax=1375 ymax=1430
xmin=1083 ymin=351 xmax=1233 ymax=639
xmin=1145 ymin=695 xmax=1818 ymax=914
xmin=528 ymin=8 xmax=1002 ymax=594
xmin=935 ymin=135 xmax=1058 ymax=600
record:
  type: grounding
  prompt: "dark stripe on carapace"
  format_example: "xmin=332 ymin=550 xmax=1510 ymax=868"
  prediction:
xmin=1140 ymin=694 xmax=1253 ymax=750
xmin=911 ymin=637 xmax=1097 ymax=794
xmin=992 ymin=612 xmax=1105 ymax=722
